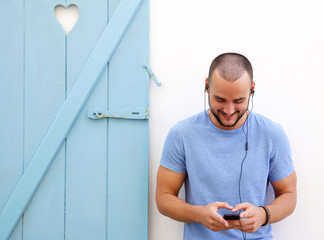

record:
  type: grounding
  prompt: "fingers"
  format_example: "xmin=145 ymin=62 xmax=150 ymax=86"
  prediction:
xmin=209 ymin=209 xmax=230 ymax=227
xmin=213 ymin=202 xmax=234 ymax=227
xmin=240 ymin=211 xmax=248 ymax=218
xmin=217 ymin=216 xmax=230 ymax=228
xmin=229 ymin=203 xmax=264 ymax=233
xmin=228 ymin=218 xmax=252 ymax=227
xmin=232 ymin=221 xmax=259 ymax=233
xmin=210 ymin=202 xmax=235 ymax=228
xmin=232 ymin=202 xmax=252 ymax=218
xmin=214 ymin=201 xmax=234 ymax=210
xmin=232 ymin=202 xmax=249 ymax=212
xmin=228 ymin=218 xmax=256 ymax=233
xmin=203 ymin=201 xmax=254 ymax=232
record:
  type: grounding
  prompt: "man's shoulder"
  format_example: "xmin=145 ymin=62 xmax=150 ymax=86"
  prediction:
xmin=251 ymin=112 xmax=286 ymax=136
xmin=171 ymin=111 xmax=207 ymax=132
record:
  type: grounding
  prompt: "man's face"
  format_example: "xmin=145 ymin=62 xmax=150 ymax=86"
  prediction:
xmin=207 ymin=70 xmax=253 ymax=130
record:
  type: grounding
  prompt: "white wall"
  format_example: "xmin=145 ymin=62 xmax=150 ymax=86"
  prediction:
xmin=149 ymin=0 xmax=324 ymax=239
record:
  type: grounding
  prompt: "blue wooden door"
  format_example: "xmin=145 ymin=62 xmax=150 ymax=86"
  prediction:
xmin=0 ymin=0 xmax=149 ymax=239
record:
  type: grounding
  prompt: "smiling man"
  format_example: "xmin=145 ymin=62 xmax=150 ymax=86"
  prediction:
xmin=156 ymin=53 xmax=297 ymax=239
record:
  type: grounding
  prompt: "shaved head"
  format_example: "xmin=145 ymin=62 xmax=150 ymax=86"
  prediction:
xmin=208 ymin=53 xmax=253 ymax=85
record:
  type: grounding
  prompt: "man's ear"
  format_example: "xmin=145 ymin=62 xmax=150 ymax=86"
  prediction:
xmin=205 ymin=78 xmax=209 ymax=92
xmin=250 ymin=81 xmax=255 ymax=95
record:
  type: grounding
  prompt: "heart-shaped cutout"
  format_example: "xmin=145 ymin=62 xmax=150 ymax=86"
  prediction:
xmin=54 ymin=4 xmax=79 ymax=35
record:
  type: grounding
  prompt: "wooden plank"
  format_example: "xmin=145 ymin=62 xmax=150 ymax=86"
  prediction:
xmin=0 ymin=1 xmax=24 ymax=239
xmin=22 ymin=1 xmax=66 ymax=239
xmin=0 ymin=1 xmax=143 ymax=238
xmin=107 ymin=0 xmax=149 ymax=239
xmin=65 ymin=1 xmax=108 ymax=239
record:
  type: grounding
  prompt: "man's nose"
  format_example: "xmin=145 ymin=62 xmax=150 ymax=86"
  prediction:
xmin=223 ymin=103 xmax=235 ymax=115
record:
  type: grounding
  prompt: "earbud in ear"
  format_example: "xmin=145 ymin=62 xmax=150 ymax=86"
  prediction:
xmin=250 ymin=89 xmax=255 ymax=95
xmin=205 ymin=86 xmax=209 ymax=91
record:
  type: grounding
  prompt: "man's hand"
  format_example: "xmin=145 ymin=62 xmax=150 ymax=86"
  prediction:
xmin=198 ymin=202 xmax=234 ymax=232
xmin=229 ymin=202 xmax=266 ymax=233
xmin=156 ymin=167 xmax=234 ymax=232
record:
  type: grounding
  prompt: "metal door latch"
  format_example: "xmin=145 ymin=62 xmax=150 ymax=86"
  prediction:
xmin=143 ymin=64 xmax=161 ymax=87
xmin=87 ymin=107 xmax=149 ymax=120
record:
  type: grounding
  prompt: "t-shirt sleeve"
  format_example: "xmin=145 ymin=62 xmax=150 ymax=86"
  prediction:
xmin=160 ymin=126 xmax=187 ymax=173
xmin=268 ymin=124 xmax=295 ymax=182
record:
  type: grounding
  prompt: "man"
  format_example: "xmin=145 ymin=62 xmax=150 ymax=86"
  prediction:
xmin=156 ymin=53 xmax=297 ymax=239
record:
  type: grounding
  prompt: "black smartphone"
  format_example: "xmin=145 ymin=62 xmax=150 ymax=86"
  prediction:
xmin=223 ymin=214 xmax=240 ymax=220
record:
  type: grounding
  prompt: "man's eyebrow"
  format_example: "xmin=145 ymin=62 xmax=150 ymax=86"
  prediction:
xmin=213 ymin=95 xmax=247 ymax=101
xmin=234 ymin=97 xmax=246 ymax=101
xmin=213 ymin=95 xmax=225 ymax=100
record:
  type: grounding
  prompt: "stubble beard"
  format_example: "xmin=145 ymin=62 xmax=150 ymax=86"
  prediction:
xmin=209 ymin=108 xmax=247 ymax=128
xmin=208 ymin=95 xmax=248 ymax=128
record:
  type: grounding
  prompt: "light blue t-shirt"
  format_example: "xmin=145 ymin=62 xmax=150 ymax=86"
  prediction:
xmin=160 ymin=111 xmax=294 ymax=240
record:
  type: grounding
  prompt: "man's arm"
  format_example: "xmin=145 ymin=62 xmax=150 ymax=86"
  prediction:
xmin=231 ymin=171 xmax=297 ymax=233
xmin=267 ymin=170 xmax=297 ymax=223
xmin=156 ymin=165 xmax=234 ymax=232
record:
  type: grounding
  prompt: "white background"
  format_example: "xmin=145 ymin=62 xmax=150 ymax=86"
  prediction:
xmin=55 ymin=0 xmax=324 ymax=239
xmin=149 ymin=0 xmax=324 ymax=239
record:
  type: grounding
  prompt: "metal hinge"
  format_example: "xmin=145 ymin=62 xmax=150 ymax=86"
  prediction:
xmin=87 ymin=107 xmax=149 ymax=120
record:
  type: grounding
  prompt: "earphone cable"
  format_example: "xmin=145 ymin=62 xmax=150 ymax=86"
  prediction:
xmin=204 ymin=87 xmax=255 ymax=240
xmin=238 ymin=94 xmax=254 ymax=240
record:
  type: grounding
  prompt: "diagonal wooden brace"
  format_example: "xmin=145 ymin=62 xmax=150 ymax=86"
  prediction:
xmin=0 ymin=0 xmax=143 ymax=239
